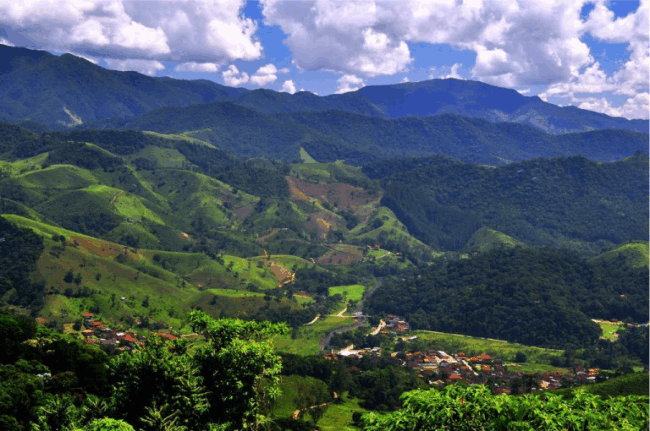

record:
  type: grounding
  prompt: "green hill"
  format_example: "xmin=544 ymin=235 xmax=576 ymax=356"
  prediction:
xmin=2 ymin=215 xmax=311 ymax=331
xmin=463 ymin=227 xmax=523 ymax=253
xmin=366 ymin=247 xmax=649 ymax=349
xmin=589 ymin=241 xmax=649 ymax=269
xmin=374 ymin=153 xmax=648 ymax=255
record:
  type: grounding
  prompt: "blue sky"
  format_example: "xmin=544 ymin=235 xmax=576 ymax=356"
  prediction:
xmin=0 ymin=0 xmax=647 ymax=119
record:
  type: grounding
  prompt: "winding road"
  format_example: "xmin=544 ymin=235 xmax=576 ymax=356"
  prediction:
xmin=319 ymin=278 xmax=382 ymax=350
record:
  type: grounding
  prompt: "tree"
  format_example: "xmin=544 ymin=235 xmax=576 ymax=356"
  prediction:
xmin=108 ymin=336 xmax=210 ymax=430
xmin=188 ymin=311 xmax=289 ymax=430
xmin=362 ymin=385 xmax=650 ymax=431
xmin=84 ymin=418 xmax=135 ymax=431
xmin=514 ymin=351 xmax=527 ymax=363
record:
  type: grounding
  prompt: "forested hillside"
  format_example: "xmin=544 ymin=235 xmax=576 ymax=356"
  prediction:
xmin=366 ymin=247 xmax=649 ymax=348
xmin=2 ymin=45 xmax=648 ymax=137
xmin=121 ymin=104 xmax=648 ymax=165
xmin=369 ymin=152 xmax=648 ymax=254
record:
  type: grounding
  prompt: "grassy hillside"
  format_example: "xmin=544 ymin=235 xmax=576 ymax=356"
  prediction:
xmin=552 ymin=372 xmax=649 ymax=398
xmin=2 ymin=215 xmax=311 ymax=331
xmin=588 ymin=241 xmax=649 ymax=269
xmin=463 ymin=227 xmax=523 ymax=253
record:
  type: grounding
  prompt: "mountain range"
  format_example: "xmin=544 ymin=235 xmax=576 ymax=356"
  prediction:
xmin=1 ymin=44 xmax=648 ymax=136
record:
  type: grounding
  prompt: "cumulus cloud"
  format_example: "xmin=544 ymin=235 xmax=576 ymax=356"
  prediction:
xmin=576 ymin=92 xmax=649 ymax=120
xmin=261 ymin=0 xmax=412 ymax=76
xmin=335 ymin=74 xmax=364 ymax=94
xmin=280 ymin=79 xmax=297 ymax=94
xmin=0 ymin=0 xmax=263 ymax=71
xmin=103 ymin=58 xmax=165 ymax=76
xmin=176 ymin=62 xmax=220 ymax=73
xmin=221 ymin=64 xmax=249 ymax=86
xmin=584 ymin=0 xmax=649 ymax=98
xmin=261 ymin=0 xmax=648 ymax=119
xmin=250 ymin=63 xmax=278 ymax=85
xmin=430 ymin=63 xmax=464 ymax=80
xmin=278 ymin=67 xmax=290 ymax=74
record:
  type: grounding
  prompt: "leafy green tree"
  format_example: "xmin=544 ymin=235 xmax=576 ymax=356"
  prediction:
xmin=108 ymin=336 xmax=209 ymax=430
xmin=362 ymin=385 xmax=649 ymax=431
xmin=188 ymin=310 xmax=289 ymax=430
xmin=83 ymin=418 xmax=135 ymax=431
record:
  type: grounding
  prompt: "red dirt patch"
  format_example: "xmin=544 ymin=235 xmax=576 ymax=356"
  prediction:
xmin=287 ymin=176 xmax=382 ymax=212
xmin=67 ymin=236 xmax=139 ymax=260
xmin=305 ymin=211 xmax=340 ymax=239
xmin=263 ymin=260 xmax=294 ymax=285
xmin=316 ymin=244 xmax=365 ymax=265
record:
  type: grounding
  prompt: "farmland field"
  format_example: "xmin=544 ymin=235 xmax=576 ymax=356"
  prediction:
xmin=410 ymin=330 xmax=564 ymax=364
xmin=275 ymin=315 xmax=356 ymax=355
xmin=329 ymin=284 xmax=365 ymax=302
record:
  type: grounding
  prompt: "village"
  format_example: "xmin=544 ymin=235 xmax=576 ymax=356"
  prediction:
xmin=72 ymin=310 xmax=607 ymax=396
xmin=68 ymin=312 xmax=197 ymax=351
xmin=324 ymin=314 xmax=604 ymax=395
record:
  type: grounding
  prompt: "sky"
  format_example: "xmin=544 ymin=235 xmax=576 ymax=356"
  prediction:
xmin=0 ymin=0 xmax=647 ymax=120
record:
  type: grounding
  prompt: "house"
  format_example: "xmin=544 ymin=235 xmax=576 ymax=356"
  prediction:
xmin=82 ymin=313 xmax=93 ymax=319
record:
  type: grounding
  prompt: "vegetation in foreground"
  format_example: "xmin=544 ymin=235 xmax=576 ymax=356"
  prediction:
xmin=362 ymin=384 xmax=649 ymax=431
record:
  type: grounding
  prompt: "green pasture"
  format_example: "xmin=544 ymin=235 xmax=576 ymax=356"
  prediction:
xmin=299 ymin=147 xmax=318 ymax=164
xmin=410 ymin=330 xmax=564 ymax=365
xmin=275 ymin=316 xmax=356 ymax=355
xmin=329 ymin=284 xmax=365 ymax=302
xmin=318 ymin=394 xmax=368 ymax=431
xmin=598 ymin=321 xmax=623 ymax=340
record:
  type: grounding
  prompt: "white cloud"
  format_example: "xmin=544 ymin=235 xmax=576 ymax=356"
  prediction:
xmin=335 ymin=74 xmax=364 ymax=94
xmin=0 ymin=0 xmax=263 ymax=69
xmin=261 ymin=0 xmax=648 ymax=119
xmin=278 ymin=67 xmax=290 ymax=74
xmin=401 ymin=76 xmax=409 ymax=83
xmin=0 ymin=38 xmax=14 ymax=46
xmin=280 ymin=79 xmax=297 ymax=94
xmin=72 ymin=53 xmax=99 ymax=64
xmin=176 ymin=62 xmax=220 ymax=73
xmin=517 ymin=88 xmax=531 ymax=95
xmin=429 ymin=63 xmax=464 ymax=80
xmin=577 ymin=92 xmax=649 ymax=120
xmin=250 ymin=63 xmax=278 ymax=85
xmin=221 ymin=64 xmax=249 ymax=86
xmin=103 ymin=58 xmax=165 ymax=76
xmin=261 ymin=0 xmax=412 ymax=77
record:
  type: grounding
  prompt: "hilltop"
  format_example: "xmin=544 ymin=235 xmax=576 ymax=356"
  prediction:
xmin=0 ymin=44 xmax=648 ymax=138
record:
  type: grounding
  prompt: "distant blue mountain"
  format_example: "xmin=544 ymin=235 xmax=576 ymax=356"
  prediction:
xmin=354 ymin=79 xmax=649 ymax=134
xmin=0 ymin=43 xmax=647 ymax=136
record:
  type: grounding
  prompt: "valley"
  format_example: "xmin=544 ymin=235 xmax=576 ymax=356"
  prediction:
xmin=0 ymin=44 xmax=647 ymax=431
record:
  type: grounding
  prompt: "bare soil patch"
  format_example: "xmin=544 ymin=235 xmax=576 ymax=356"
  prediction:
xmin=287 ymin=176 xmax=381 ymax=213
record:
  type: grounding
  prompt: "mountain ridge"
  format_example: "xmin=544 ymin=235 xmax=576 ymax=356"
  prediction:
xmin=0 ymin=44 xmax=647 ymax=135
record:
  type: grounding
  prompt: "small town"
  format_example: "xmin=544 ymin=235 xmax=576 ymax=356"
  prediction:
xmin=322 ymin=314 xmax=606 ymax=395
xmin=62 ymin=312 xmax=194 ymax=351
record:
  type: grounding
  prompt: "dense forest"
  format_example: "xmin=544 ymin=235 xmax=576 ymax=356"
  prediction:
xmin=366 ymin=247 xmax=648 ymax=349
xmin=122 ymin=102 xmax=649 ymax=166
xmin=0 ymin=310 xmax=288 ymax=431
xmin=0 ymin=216 xmax=45 ymax=310
xmin=362 ymin=384 xmax=649 ymax=431
xmin=370 ymin=153 xmax=648 ymax=254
